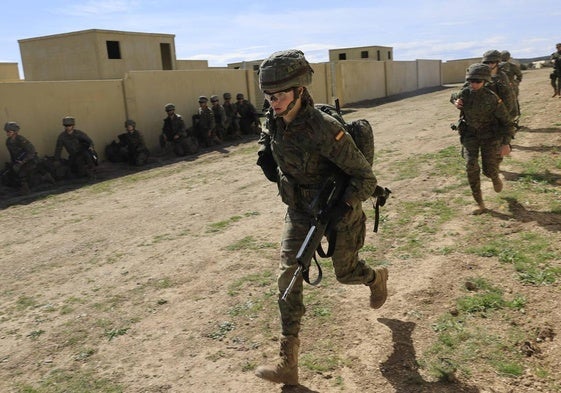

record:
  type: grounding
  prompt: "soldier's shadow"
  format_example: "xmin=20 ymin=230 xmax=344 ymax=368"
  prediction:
xmin=487 ymin=197 xmax=561 ymax=232
xmin=281 ymin=384 xmax=319 ymax=393
xmin=501 ymin=170 xmax=561 ymax=187
xmin=378 ymin=318 xmax=480 ymax=393
xmin=520 ymin=126 xmax=561 ymax=134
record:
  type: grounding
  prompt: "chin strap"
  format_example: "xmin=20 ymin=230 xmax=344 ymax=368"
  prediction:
xmin=274 ymin=87 xmax=301 ymax=118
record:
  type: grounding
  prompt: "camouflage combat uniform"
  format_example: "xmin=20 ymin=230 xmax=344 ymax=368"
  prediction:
xmin=196 ymin=105 xmax=217 ymax=147
xmin=54 ymin=128 xmax=95 ymax=177
xmin=118 ymin=129 xmax=149 ymax=166
xmin=550 ymin=47 xmax=561 ymax=96
xmin=222 ymin=93 xmax=240 ymax=138
xmin=487 ymin=70 xmax=518 ymax=120
xmin=235 ymin=95 xmax=260 ymax=135
xmin=5 ymin=133 xmax=38 ymax=188
xmin=161 ymin=112 xmax=189 ymax=156
xmin=210 ymin=100 xmax=227 ymax=141
xmin=450 ymin=85 xmax=514 ymax=204
xmin=259 ymin=102 xmax=378 ymax=337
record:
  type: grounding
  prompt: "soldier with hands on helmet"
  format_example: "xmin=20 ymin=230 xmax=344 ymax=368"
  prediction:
xmin=450 ymin=63 xmax=515 ymax=214
xmin=254 ymin=49 xmax=389 ymax=386
xmin=54 ymin=116 xmax=96 ymax=178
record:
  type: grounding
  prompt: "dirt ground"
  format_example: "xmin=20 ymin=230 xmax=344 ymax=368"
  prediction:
xmin=1 ymin=68 xmax=560 ymax=393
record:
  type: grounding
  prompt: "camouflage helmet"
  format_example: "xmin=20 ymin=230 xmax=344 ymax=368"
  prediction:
xmin=125 ymin=119 xmax=136 ymax=127
xmin=223 ymin=92 xmax=232 ymax=100
xmin=500 ymin=50 xmax=511 ymax=61
xmin=259 ymin=49 xmax=314 ymax=92
xmin=4 ymin=121 xmax=20 ymax=132
xmin=482 ymin=50 xmax=501 ymax=63
xmin=164 ymin=103 xmax=175 ymax=111
xmin=236 ymin=93 xmax=244 ymax=100
xmin=62 ymin=116 xmax=75 ymax=126
xmin=210 ymin=95 xmax=219 ymax=103
xmin=198 ymin=96 xmax=208 ymax=103
xmin=466 ymin=63 xmax=491 ymax=82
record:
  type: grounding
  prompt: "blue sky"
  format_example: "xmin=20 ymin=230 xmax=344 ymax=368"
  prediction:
xmin=1 ymin=0 xmax=560 ymax=70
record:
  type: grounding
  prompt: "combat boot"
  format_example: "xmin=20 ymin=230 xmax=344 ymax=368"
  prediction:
xmin=19 ymin=182 xmax=30 ymax=195
xmin=492 ymin=176 xmax=503 ymax=193
xmin=368 ymin=266 xmax=388 ymax=309
xmin=472 ymin=190 xmax=486 ymax=214
xmin=255 ymin=335 xmax=299 ymax=385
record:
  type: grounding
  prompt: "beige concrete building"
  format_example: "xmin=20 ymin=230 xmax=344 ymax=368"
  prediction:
xmin=0 ymin=63 xmax=20 ymax=81
xmin=329 ymin=45 xmax=393 ymax=62
xmin=18 ymin=29 xmax=177 ymax=81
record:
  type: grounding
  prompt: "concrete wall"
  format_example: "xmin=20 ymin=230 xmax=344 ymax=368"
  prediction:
xmin=0 ymin=63 xmax=21 ymax=81
xmin=329 ymin=46 xmax=393 ymax=61
xmin=442 ymin=58 xmax=480 ymax=84
xmin=19 ymin=30 xmax=176 ymax=81
xmin=0 ymin=80 xmax=125 ymax=163
xmin=334 ymin=61 xmax=387 ymax=104
xmin=0 ymin=59 xmax=445 ymax=163
xmin=123 ymin=69 xmax=251 ymax=149
xmin=176 ymin=60 xmax=209 ymax=70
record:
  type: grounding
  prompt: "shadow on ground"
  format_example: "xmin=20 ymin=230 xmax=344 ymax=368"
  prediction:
xmin=378 ymin=318 xmax=480 ymax=393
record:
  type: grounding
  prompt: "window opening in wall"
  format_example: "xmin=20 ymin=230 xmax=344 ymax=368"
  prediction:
xmin=160 ymin=43 xmax=172 ymax=70
xmin=338 ymin=53 xmax=346 ymax=60
xmin=253 ymin=65 xmax=259 ymax=71
xmin=361 ymin=51 xmax=369 ymax=59
xmin=388 ymin=51 xmax=392 ymax=60
xmin=106 ymin=41 xmax=121 ymax=59
xmin=377 ymin=50 xmax=381 ymax=61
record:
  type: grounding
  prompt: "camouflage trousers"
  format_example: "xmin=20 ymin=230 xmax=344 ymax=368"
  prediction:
xmin=277 ymin=205 xmax=375 ymax=337
xmin=461 ymin=134 xmax=502 ymax=195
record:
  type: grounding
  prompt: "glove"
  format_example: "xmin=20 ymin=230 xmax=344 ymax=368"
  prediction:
xmin=256 ymin=147 xmax=278 ymax=183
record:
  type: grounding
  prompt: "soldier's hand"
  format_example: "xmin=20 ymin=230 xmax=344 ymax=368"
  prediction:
xmin=499 ymin=144 xmax=511 ymax=157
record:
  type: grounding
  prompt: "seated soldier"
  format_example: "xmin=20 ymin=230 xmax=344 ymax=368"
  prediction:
xmin=3 ymin=121 xmax=54 ymax=194
xmin=54 ymin=116 xmax=97 ymax=178
xmin=106 ymin=120 xmax=150 ymax=166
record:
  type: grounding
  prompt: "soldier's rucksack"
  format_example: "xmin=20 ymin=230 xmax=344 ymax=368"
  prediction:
xmin=315 ymin=101 xmax=375 ymax=166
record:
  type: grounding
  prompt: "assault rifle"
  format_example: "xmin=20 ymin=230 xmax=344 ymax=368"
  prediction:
xmin=281 ymin=172 xmax=348 ymax=301
xmin=281 ymin=176 xmax=392 ymax=301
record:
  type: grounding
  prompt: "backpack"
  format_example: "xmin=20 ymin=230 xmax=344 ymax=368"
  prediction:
xmin=315 ymin=101 xmax=374 ymax=166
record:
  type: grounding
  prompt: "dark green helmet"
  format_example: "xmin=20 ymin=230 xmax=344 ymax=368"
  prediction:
xmin=482 ymin=50 xmax=501 ymax=63
xmin=4 ymin=121 xmax=20 ymax=132
xmin=125 ymin=119 xmax=136 ymax=127
xmin=164 ymin=103 xmax=175 ymax=111
xmin=500 ymin=50 xmax=511 ymax=61
xmin=223 ymin=92 xmax=231 ymax=100
xmin=258 ymin=49 xmax=314 ymax=92
xmin=62 ymin=116 xmax=75 ymax=126
xmin=466 ymin=63 xmax=491 ymax=82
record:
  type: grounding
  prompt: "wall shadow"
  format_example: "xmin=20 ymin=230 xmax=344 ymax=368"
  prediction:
xmin=378 ymin=318 xmax=480 ymax=393
xmin=511 ymin=144 xmax=560 ymax=153
xmin=518 ymin=126 xmax=561 ymax=134
xmin=487 ymin=197 xmax=561 ymax=232
xmin=501 ymin=170 xmax=561 ymax=186
xmin=0 ymin=135 xmax=258 ymax=210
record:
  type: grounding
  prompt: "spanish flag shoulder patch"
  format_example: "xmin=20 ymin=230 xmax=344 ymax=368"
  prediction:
xmin=335 ymin=130 xmax=345 ymax=141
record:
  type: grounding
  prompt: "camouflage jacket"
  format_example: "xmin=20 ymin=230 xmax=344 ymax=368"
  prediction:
xmin=551 ymin=51 xmax=561 ymax=72
xmin=258 ymin=104 xmax=377 ymax=208
xmin=118 ymin=130 xmax=147 ymax=151
xmin=6 ymin=134 xmax=36 ymax=164
xmin=54 ymin=129 xmax=93 ymax=159
xmin=235 ymin=100 xmax=259 ymax=122
xmin=197 ymin=106 xmax=216 ymax=131
xmin=499 ymin=61 xmax=522 ymax=84
xmin=211 ymin=104 xmax=226 ymax=129
xmin=162 ymin=114 xmax=187 ymax=140
xmin=450 ymin=86 xmax=514 ymax=144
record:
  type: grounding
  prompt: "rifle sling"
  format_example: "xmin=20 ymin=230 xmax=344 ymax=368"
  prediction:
xmin=301 ymin=254 xmax=323 ymax=286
